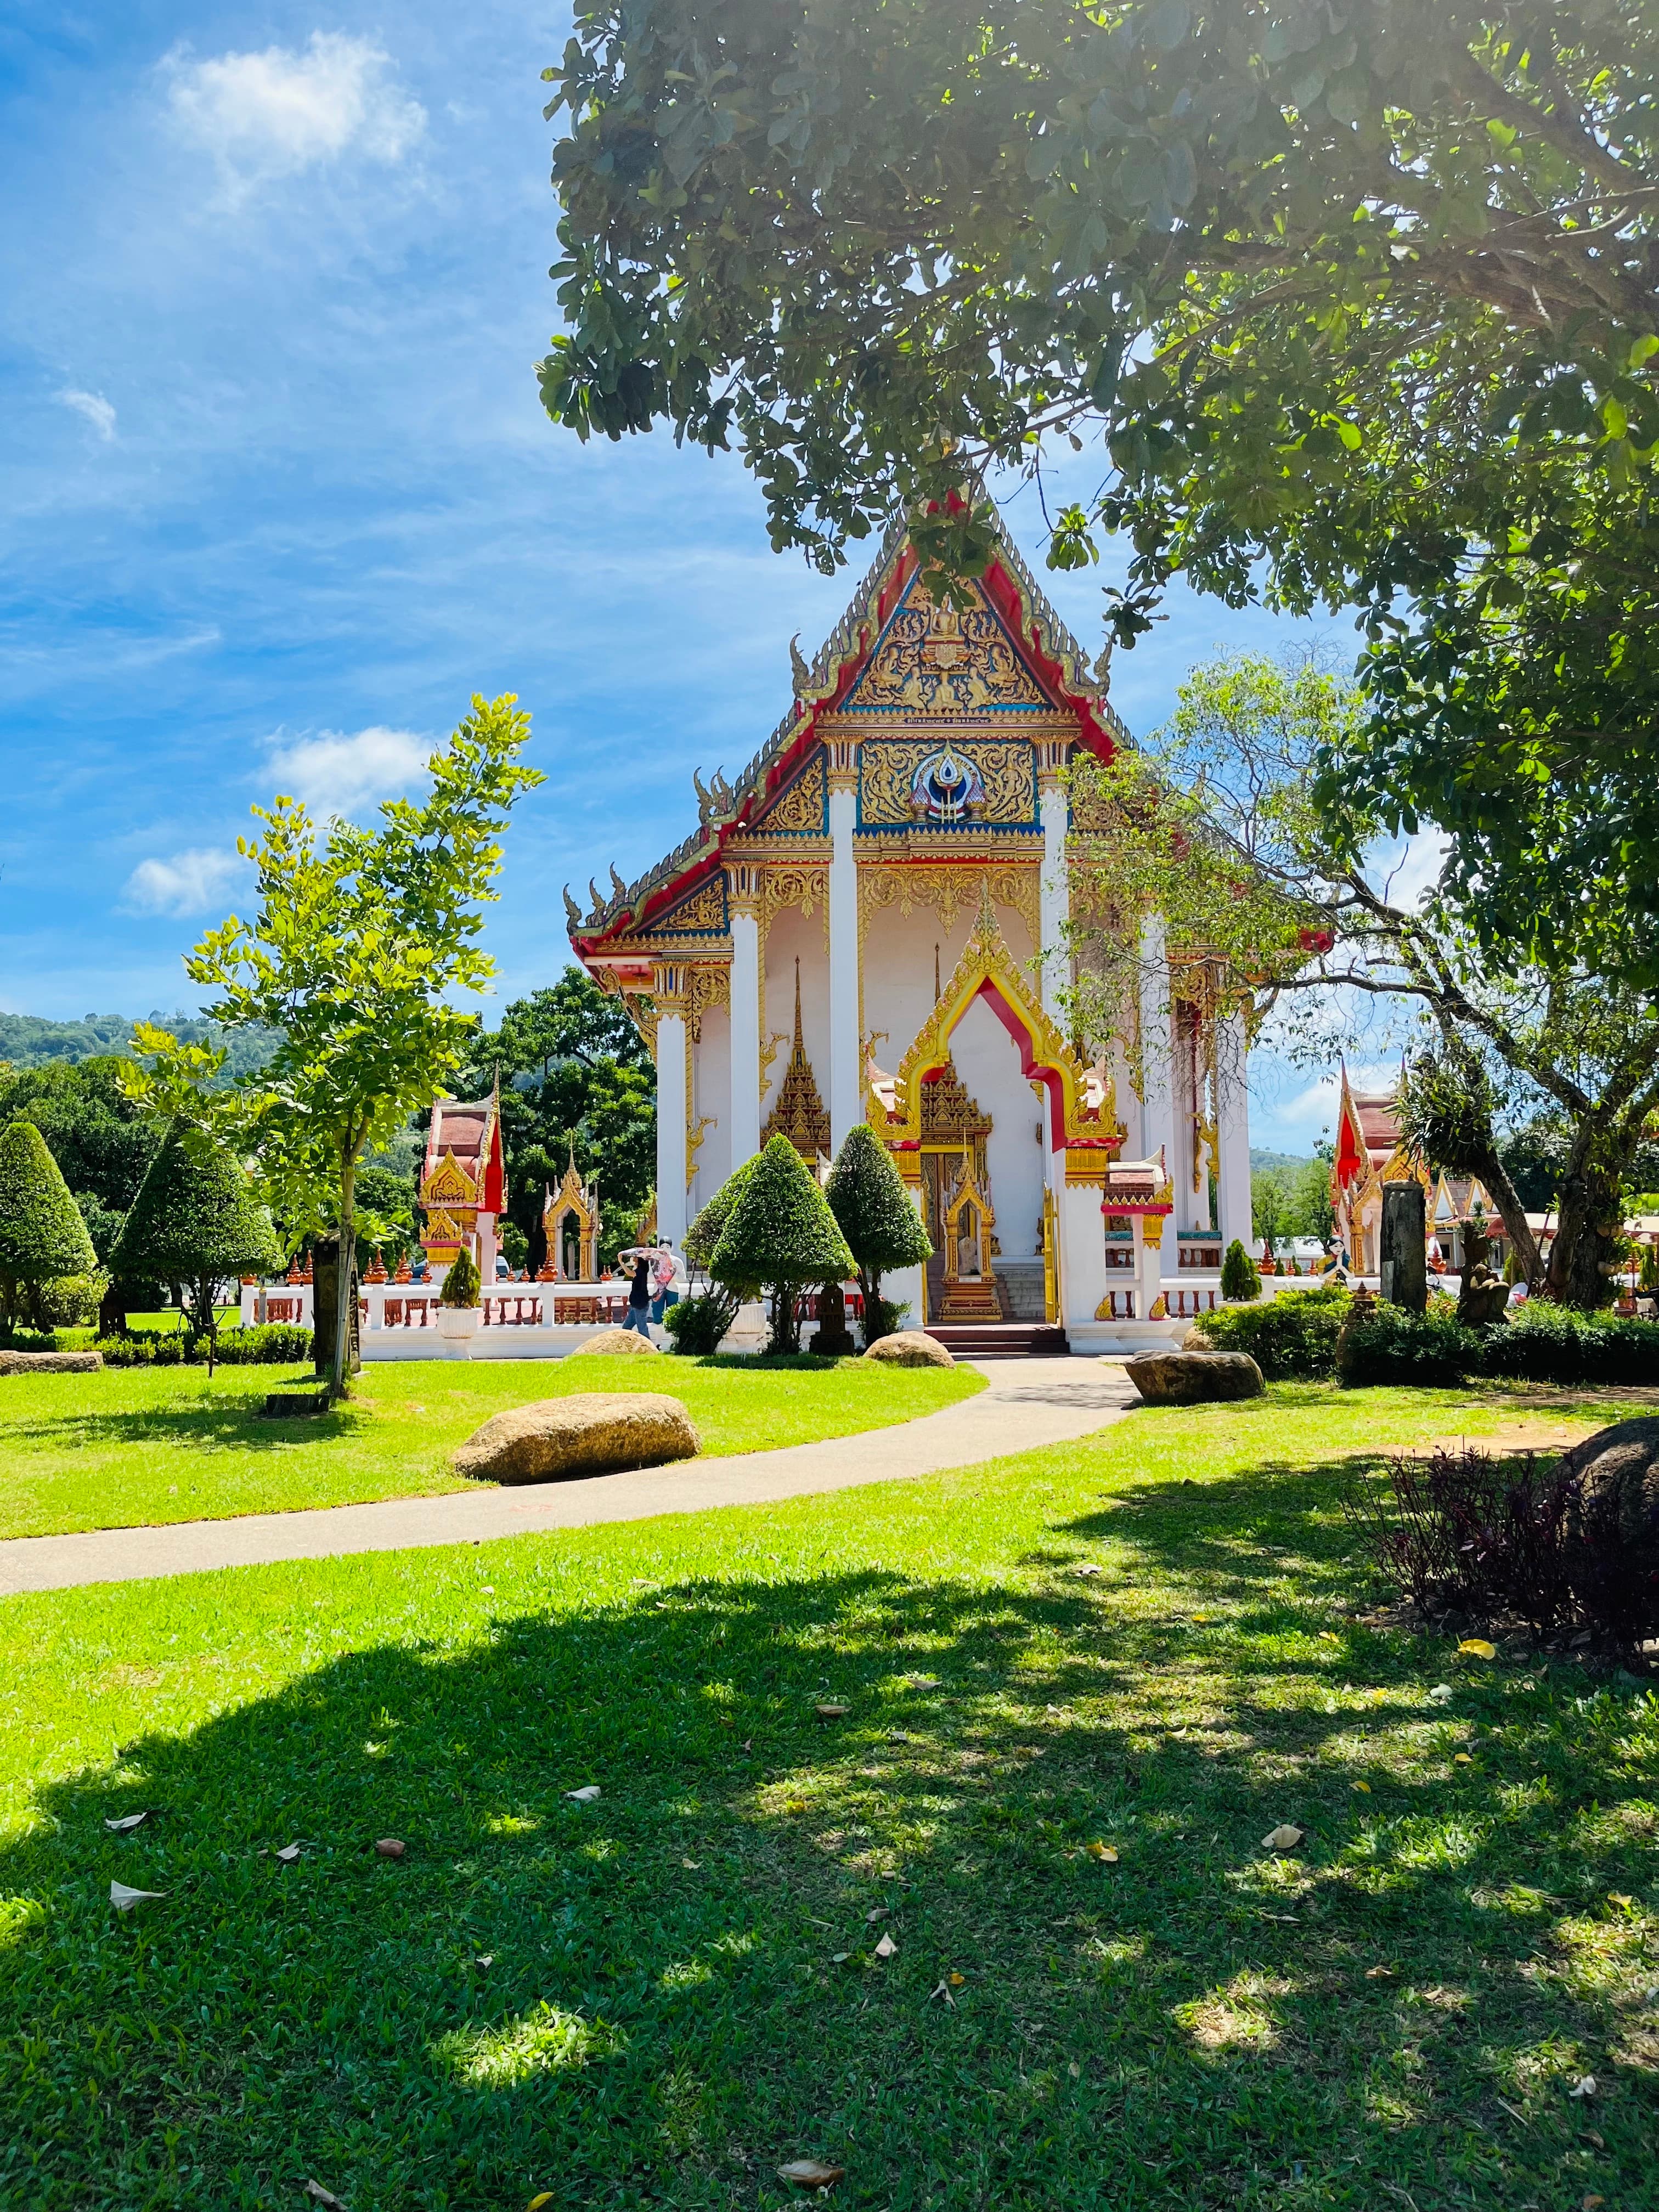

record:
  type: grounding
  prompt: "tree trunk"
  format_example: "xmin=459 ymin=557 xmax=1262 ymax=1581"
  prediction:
xmin=768 ymin=1282 xmax=800 ymax=1355
xmin=1545 ymin=1154 xmax=1624 ymax=1311
xmin=194 ymin=1273 xmax=218 ymax=1378
xmin=330 ymin=1155 xmax=360 ymax=1400
xmin=312 ymin=1234 xmax=362 ymax=1387
xmin=1464 ymin=1143 xmax=1544 ymax=1289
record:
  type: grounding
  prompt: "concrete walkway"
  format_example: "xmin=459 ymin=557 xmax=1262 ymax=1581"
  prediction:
xmin=0 ymin=1359 xmax=1137 ymax=1598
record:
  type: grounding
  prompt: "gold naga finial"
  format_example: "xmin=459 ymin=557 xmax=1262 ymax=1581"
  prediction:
xmin=789 ymin=633 xmax=811 ymax=693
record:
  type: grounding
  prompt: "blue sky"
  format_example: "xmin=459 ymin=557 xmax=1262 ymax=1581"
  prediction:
xmin=0 ymin=3 xmax=1382 ymax=1150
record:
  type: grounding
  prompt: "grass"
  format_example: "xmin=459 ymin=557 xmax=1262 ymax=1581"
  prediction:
xmin=2 ymin=1381 xmax=1655 ymax=2210
xmin=0 ymin=1356 xmax=983 ymax=1538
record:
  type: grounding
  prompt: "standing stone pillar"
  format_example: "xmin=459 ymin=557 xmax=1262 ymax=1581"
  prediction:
xmin=1380 ymin=1183 xmax=1428 ymax=1311
xmin=652 ymin=962 xmax=690 ymax=1245
xmin=726 ymin=864 xmax=761 ymax=1169
xmin=1215 ymin=1006 xmax=1255 ymax=1256
xmin=827 ymin=742 xmax=862 ymax=1148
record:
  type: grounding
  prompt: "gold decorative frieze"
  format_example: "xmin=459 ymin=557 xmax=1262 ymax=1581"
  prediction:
xmin=653 ymin=872 xmax=728 ymax=938
xmin=752 ymin=748 xmax=827 ymax=834
xmin=859 ymin=861 xmax=1040 ymax=947
xmin=859 ymin=738 xmax=1036 ymax=828
xmin=844 ymin=574 xmax=1052 ymax=718
xmin=686 ymin=964 xmax=730 ymax=1042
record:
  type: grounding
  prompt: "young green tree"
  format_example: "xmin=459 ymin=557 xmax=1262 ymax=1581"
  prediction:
xmin=0 ymin=1120 xmax=98 ymax=1332
xmin=709 ymin=1135 xmax=854 ymax=1354
xmin=825 ymin=1121 xmax=933 ymax=1345
xmin=1220 ymin=1239 xmax=1262 ymax=1305
xmin=124 ymin=695 xmax=543 ymax=1396
xmin=1065 ymin=652 xmax=1659 ymax=1309
xmin=107 ymin=1124 xmax=281 ymax=1373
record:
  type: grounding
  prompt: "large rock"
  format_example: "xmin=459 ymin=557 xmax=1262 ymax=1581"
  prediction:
xmin=861 ymin=1330 xmax=955 ymax=1368
xmin=1561 ymin=1418 xmax=1659 ymax=1553
xmin=0 ymin=1350 xmax=103 ymax=1375
xmin=454 ymin=1392 xmax=698 ymax=1484
xmin=578 ymin=1325 xmax=659 ymax=1356
xmin=1125 ymin=1349 xmax=1263 ymax=1404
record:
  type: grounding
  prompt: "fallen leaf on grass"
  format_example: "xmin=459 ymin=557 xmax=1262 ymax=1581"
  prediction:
xmin=904 ymin=1674 xmax=940 ymax=1689
xmin=303 ymin=2185 xmax=345 ymax=2210
xmin=682 ymin=1858 xmax=701 ymax=1871
xmin=831 ymin=1951 xmax=851 ymax=1965
xmin=1568 ymin=2074 xmax=1598 ymax=2098
xmin=1427 ymin=1684 xmax=1454 ymax=1704
xmin=872 ymin=1931 xmax=896 ymax=1958
xmin=275 ymin=1842 xmax=302 ymax=1864
xmin=1353 ymin=1781 xmax=1372 ymax=1793
xmin=109 ymin=1881 xmax=166 ymax=1913
xmin=375 ymin=1838 xmax=405 ymax=1859
xmin=1073 ymin=1564 xmax=1102 ymax=1577
xmin=528 ymin=2196 xmax=555 ymax=2211
xmin=1261 ymin=1824 xmax=1305 ymax=1853
xmin=865 ymin=1907 xmax=889 ymax=1923
xmin=777 ymin=2158 xmax=844 ymax=2189
xmin=1068 ymin=2059 xmax=1081 ymax=2079
xmin=565 ymin=1786 xmax=601 ymax=1803
xmin=1459 ymin=1638 xmax=1497 ymax=1660
xmin=1085 ymin=1841 xmax=1119 ymax=1863
xmin=928 ymin=1978 xmax=955 ymax=2007
xmin=1585 ymin=2131 xmax=1606 ymax=2149
xmin=888 ymin=1730 xmax=911 ymax=1743
xmin=104 ymin=1811 xmax=150 ymax=1832
xmin=1365 ymin=1965 xmax=1395 ymax=1980
xmin=1454 ymin=1753 xmax=1474 ymax=1766
xmin=475 ymin=1954 xmax=493 ymax=1968
xmin=815 ymin=1704 xmax=849 ymax=1720
xmin=1607 ymin=1893 xmax=1633 ymax=1909
xmin=1583 ymin=2197 xmax=1605 ymax=2210
xmin=948 ymin=1971 xmax=964 ymax=1986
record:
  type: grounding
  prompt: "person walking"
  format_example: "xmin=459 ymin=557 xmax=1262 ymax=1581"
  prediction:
xmin=623 ymin=1255 xmax=653 ymax=1336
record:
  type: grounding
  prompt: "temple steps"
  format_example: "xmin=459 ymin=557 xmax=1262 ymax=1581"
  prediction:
xmin=923 ymin=1322 xmax=1070 ymax=1360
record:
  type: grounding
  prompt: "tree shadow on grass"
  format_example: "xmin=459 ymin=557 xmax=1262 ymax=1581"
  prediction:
xmin=2 ymin=1541 xmax=1654 ymax=2211
xmin=0 ymin=1385 xmax=368 ymax=1459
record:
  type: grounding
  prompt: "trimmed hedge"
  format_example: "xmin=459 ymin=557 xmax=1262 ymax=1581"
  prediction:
xmin=1477 ymin=1301 xmax=1659 ymax=1386
xmin=108 ymin=1122 xmax=280 ymax=1290
xmin=0 ymin=1120 xmax=97 ymax=1320
xmin=1337 ymin=1299 xmax=1475 ymax=1387
xmin=1195 ymin=1285 xmax=1350 ymax=1379
xmin=711 ymin=1135 xmax=854 ymax=1354
xmin=826 ymin=1124 xmax=932 ymax=1341
xmin=95 ymin=1323 xmax=314 ymax=1368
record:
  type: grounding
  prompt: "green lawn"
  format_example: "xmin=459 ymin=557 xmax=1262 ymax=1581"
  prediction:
xmin=2 ymin=1382 xmax=1654 ymax=2210
xmin=0 ymin=1356 xmax=983 ymax=1538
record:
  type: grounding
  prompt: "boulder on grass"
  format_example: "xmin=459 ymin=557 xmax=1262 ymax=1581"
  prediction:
xmin=579 ymin=1325 xmax=659 ymax=1356
xmin=861 ymin=1330 xmax=955 ymax=1368
xmin=1561 ymin=1418 xmax=1659 ymax=1553
xmin=1125 ymin=1349 xmax=1263 ymax=1405
xmin=0 ymin=1350 xmax=103 ymax=1375
xmin=454 ymin=1392 xmax=698 ymax=1484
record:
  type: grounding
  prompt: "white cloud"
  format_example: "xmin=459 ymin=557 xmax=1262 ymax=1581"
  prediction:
xmin=1381 ymin=828 xmax=1451 ymax=912
xmin=264 ymin=725 xmax=430 ymax=818
xmin=162 ymin=32 xmax=425 ymax=193
xmin=57 ymin=388 xmax=116 ymax=441
xmin=123 ymin=847 xmax=244 ymax=917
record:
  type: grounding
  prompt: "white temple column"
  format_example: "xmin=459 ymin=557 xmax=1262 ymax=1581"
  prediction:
xmin=1216 ymin=1005 xmax=1254 ymax=1256
xmin=653 ymin=963 xmax=689 ymax=1245
xmin=1137 ymin=914 xmax=1178 ymax=1181
xmin=1037 ymin=747 xmax=1069 ymax=1013
xmin=726 ymin=870 xmax=761 ymax=1169
xmin=827 ymin=747 xmax=861 ymax=1148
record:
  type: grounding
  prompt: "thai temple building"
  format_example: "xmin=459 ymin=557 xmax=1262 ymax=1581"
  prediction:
xmin=566 ymin=511 xmax=1255 ymax=1350
xmin=1328 ymin=1066 xmax=1432 ymax=1278
xmin=418 ymin=1090 xmax=505 ymax=1278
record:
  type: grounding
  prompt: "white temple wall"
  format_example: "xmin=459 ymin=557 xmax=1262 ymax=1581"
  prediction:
xmin=690 ymin=1003 xmax=731 ymax=1222
xmin=760 ymin=906 xmax=832 ymax=1132
xmin=857 ymin=896 xmax=1036 ymax=1093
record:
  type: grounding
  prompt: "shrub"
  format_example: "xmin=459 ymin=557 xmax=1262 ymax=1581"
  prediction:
xmin=685 ymin=1158 xmax=758 ymax=1277
xmin=1195 ymin=1285 xmax=1349 ymax=1379
xmin=440 ymin=1247 xmax=482 ymax=1307
xmin=1219 ymin=1238 xmax=1261 ymax=1302
xmin=94 ymin=1323 xmax=313 ymax=1368
xmin=1347 ymin=1438 xmax=1659 ymax=1649
xmin=664 ymin=1286 xmax=740 ymax=1355
xmin=710 ymin=1135 xmax=854 ymax=1353
xmin=109 ymin=1123 xmax=280 ymax=1368
xmin=0 ymin=1120 xmax=98 ymax=1330
xmin=825 ymin=1124 xmax=932 ymax=1342
xmin=1338 ymin=1298 xmax=1476 ymax=1387
xmin=31 ymin=1271 xmax=108 ymax=1330
xmin=1477 ymin=1302 xmax=1659 ymax=1386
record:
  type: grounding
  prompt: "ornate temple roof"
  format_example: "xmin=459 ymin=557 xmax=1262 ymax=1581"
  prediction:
xmin=420 ymin=1088 xmax=505 ymax=1216
xmin=568 ymin=505 xmax=1131 ymax=966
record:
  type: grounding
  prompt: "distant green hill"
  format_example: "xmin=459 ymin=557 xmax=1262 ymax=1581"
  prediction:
xmin=1250 ymin=1146 xmax=1316 ymax=1173
xmin=0 ymin=1013 xmax=280 ymax=1084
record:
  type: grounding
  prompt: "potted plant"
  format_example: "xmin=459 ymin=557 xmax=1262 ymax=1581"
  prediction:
xmin=437 ymin=1246 xmax=482 ymax=1342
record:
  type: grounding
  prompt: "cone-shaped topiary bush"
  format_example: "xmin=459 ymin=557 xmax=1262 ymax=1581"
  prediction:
xmin=673 ymin=1157 xmax=761 ymax=1353
xmin=0 ymin=1119 xmax=98 ymax=1332
xmin=440 ymin=1245 xmax=482 ymax=1307
xmin=685 ymin=1155 xmax=758 ymax=1276
xmin=109 ymin=1122 xmax=280 ymax=1369
xmin=1220 ymin=1238 xmax=1262 ymax=1303
xmin=826 ymin=1121 xmax=933 ymax=1344
xmin=710 ymin=1134 xmax=854 ymax=1353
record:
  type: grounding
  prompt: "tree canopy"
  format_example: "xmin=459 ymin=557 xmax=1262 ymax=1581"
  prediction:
xmin=710 ymin=1135 xmax=853 ymax=1351
xmin=825 ymin=1122 xmax=933 ymax=1331
xmin=0 ymin=1057 xmax=158 ymax=1263
xmin=0 ymin=1120 xmax=97 ymax=1331
xmin=541 ymin=0 xmax=1659 ymax=972
xmin=109 ymin=1125 xmax=281 ymax=1364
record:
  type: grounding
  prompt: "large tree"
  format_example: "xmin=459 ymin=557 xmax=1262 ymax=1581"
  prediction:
xmin=125 ymin=696 xmax=543 ymax=1396
xmin=541 ymin=0 xmax=1659 ymax=973
xmin=109 ymin=1126 xmax=281 ymax=1373
xmin=454 ymin=974 xmax=655 ymax=1271
xmin=1065 ymin=651 xmax=1659 ymax=1308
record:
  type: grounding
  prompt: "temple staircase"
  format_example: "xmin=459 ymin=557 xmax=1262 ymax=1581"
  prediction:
xmin=922 ymin=1254 xmax=1068 ymax=1358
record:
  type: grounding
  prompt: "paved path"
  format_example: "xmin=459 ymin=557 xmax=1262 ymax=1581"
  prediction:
xmin=0 ymin=1359 xmax=1137 ymax=1597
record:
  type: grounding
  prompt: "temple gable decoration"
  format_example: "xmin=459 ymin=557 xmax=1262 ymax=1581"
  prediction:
xmin=761 ymin=958 xmax=832 ymax=1162
xmin=543 ymin=1145 xmax=601 ymax=1281
xmin=419 ymin=1088 xmax=504 ymax=1264
xmin=843 ymin=572 xmax=1053 ymax=719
